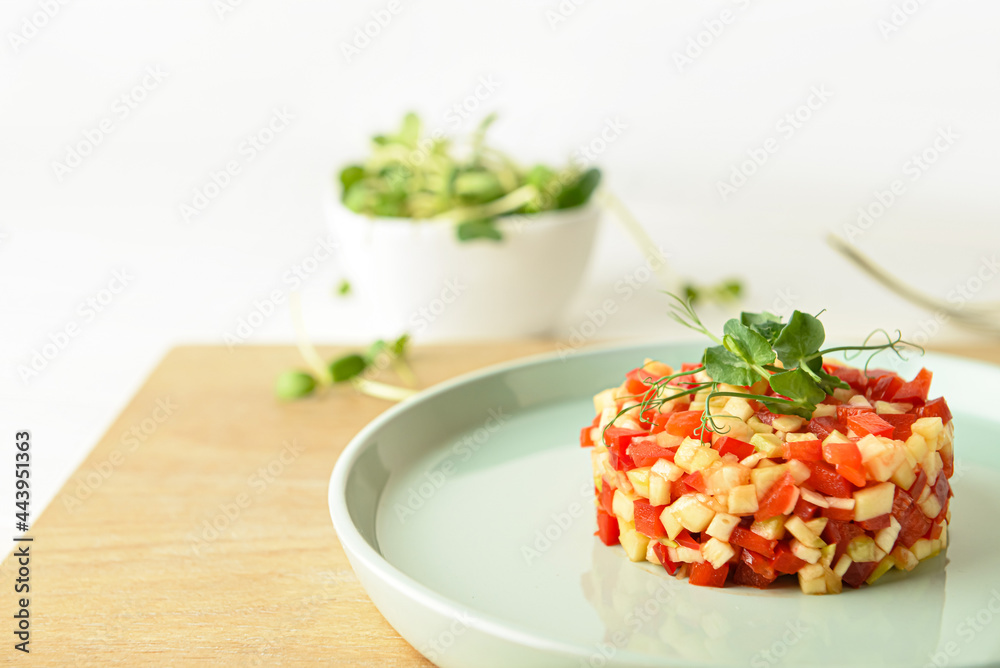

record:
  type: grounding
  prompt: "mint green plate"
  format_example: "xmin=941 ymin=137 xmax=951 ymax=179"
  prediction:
xmin=329 ymin=343 xmax=1000 ymax=667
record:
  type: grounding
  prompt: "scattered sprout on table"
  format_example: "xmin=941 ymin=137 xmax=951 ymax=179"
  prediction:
xmin=276 ymin=334 xmax=415 ymax=402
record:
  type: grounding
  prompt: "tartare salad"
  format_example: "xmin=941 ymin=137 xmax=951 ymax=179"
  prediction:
xmin=582 ymin=299 xmax=954 ymax=594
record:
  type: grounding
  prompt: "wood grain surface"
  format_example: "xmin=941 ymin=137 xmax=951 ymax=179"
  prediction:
xmin=1 ymin=342 xmax=995 ymax=666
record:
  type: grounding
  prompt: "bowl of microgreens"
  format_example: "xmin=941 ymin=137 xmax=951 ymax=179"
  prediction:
xmin=329 ymin=113 xmax=602 ymax=338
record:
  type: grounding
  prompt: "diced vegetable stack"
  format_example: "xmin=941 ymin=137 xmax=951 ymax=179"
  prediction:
xmin=581 ymin=300 xmax=954 ymax=594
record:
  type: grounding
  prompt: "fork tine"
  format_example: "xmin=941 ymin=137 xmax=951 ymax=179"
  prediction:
xmin=826 ymin=234 xmax=1000 ymax=336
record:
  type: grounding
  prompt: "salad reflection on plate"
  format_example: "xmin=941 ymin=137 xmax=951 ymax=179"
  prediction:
xmin=579 ymin=538 xmax=945 ymax=666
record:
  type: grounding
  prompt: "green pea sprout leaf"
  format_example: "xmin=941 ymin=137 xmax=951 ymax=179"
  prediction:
xmin=772 ymin=310 xmax=826 ymax=368
xmin=740 ymin=310 xmax=784 ymax=343
xmin=703 ymin=346 xmax=760 ymax=387
xmin=276 ymin=333 xmax=416 ymax=402
xmin=684 ymin=278 xmax=744 ymax=306
xmin=456 ymin=219 xmax=503 ymax=242
xmin=329 ymin=354 xmax=368 ymax=383
xmin=768 ymin=368 xmax=827 ymax=409
xmin=604 ymin=294 xmax=923 ymax=441
xmin=339 ymin=113 xmax=602 ymax=242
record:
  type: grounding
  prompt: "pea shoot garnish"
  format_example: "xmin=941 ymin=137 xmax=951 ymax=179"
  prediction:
xmin=603 ymin=294 xmax=922 ymax=440
xmin=276 ymin=333 xmax=416 ymax=401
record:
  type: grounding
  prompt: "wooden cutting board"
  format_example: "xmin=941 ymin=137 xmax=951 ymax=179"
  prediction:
xmin=0 ymin=342 xmax=556 ymax=666
xmin=2 ymin=342 xmax=996 ymax=666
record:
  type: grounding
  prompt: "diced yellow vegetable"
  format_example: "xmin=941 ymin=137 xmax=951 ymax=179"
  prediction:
xmin=728 ymin=484 xmax=759 ymax=515
xmin=626 ymin=467 xmax=651 ymax=498
xmin=750 ymin=433 xmax=783 ymax=457
xmin=785 ymin=516 xmax=825 ymax=549
xmin=705 ymin=512 xmax=740 ymax=542
xmin=853 ymin=482 xmax=895 ymax=522
xmin=701 ymin=537 xmax=736 ymax=569
xmin=618 ymin=519 xmax=650 ymax=562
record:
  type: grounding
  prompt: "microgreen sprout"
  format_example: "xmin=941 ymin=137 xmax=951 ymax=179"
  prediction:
xmin=339 ymin=112 xmax=602 ymax=242
xmin=602 ymin=294 xmax=923 ymax=443
xmin=276 ymin=333 xmax=416 ymax=402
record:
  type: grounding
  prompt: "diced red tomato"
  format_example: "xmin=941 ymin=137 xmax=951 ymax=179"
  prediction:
xmin=626 ymin=366 xmax=661 ymax=387
xmin=809 ymin=416 xmax=846 ymax=440
xmin=821 ymin=505 xmax=855 ymax=521
xmin=689 ymin=561 xmax=730 ymax=588
xmin=580 ymin=415 xmax=599 ymax=447
xmin=891 ymin=486 xmax=914 ymax=517
xmin=675 ymin=529 xmax=700 ymax=551
xmin=858 ymin=514 xmax=891 ymax=531
xmin=892 ymin=368 xmax=933 ymax=404
xmin=823 ymin=440 xmax=862 ymax=468
xmin=803 ymin=460 xmax=855 ymax=498
xmin=822 ymin=519 xmax=865 ymax=563
xmin=624 ymin=377 xmax=651 ymax=397
xmin=942 ymin=448 xmax=954 ymax=478
xmin=880 ymin=413 xmax=917 ymax=441
xmin=596 ymin=509 xmax=619 ymax=546
xmin=605 ymin=427 xmax=645 ymax=471
xmin=599 ymin=480 xmax=615 ymax=515
xmin=682 ymin=471 xmax=707 ymax=493
xmin=670 ymin=478 xmax=694 ymax=501
xmin=932 ymin=474 xmax=951 ymax=506
xmin=631 ymin=365 xmax=666 ymax=383
xmin=665 ymin=411 xmax=707 ymax=441
xmin=929 ymin=521 xmax=944 ymax=540
xmin=603 ymin=427 xmax=647 ymax=450
xmin=755 ymin=474 xmax=800 ymax=521
xmin=826 ymin=365 xmax=868 ymax=392
xmin=836 ymin=463 xmax=867 ymax=487
xmin=900 ymin=512 xmax=934 ymax=548
xmin=650 ymin=410 xmax=690 ymax=435
xmin=836 ymin=404 xmax=874 ymax=424
xmin=792 ymin=498 xmax=819 ymax=520
xmin=626 ymin=437 xmax=676 ymax=468
xmin=716 ymin=435 xmax=755 ymax=460
xmin=741 ymin=547 xmax=777 ymax=579
xmin=625 ymin=367 xmax=661 ymax=398
xmin=729 ymin=526 xmax=777 ymax=558
xmin=867 ymin=373 xmax=903 ymax=402
xmin=893 ymin=487 xmax=932 ymax=548
xmin=842 ymin=559 xmax=879 ymax=588
xmin=783 ymin=439 xmax=823 ymax=462
xmin=652 ymin=541 xmax=678 ymax=575
xmin=607 ymin=447 xmax=634 ymax=472
xmin=633 ymin=499 xmax=668 ymax=538
xmin=847 ymin=411 xmax=894 ymax=439
xmin=674 ymin=363 xmax=703 ymax=388
xmin=908 ymin=469 xmax=927 ymax=501
xmin=771 ymin=543 xmax=807 ymax=574
xmin=754 ymin=409 xmax=776 ymax=426
xmin=732 ymin=559 xmax=775 ymax=588
xmin=918 ymin=397 xmax=953 ymax=424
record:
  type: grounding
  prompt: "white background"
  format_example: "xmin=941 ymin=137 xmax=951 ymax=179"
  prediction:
xmin=2 ymin=0 xmax=998 ymax=517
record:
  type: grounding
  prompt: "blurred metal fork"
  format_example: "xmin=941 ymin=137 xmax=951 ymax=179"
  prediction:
xmin=827 ymin=234 xmax=1000 ymax=337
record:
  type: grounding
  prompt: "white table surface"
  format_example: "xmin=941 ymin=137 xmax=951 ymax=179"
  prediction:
xmin=1 ymin=0 xmax=998 ymax=519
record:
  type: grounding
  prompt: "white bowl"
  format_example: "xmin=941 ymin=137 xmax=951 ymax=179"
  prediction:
xmin=326 ymin=190 xmax=600 ymax=338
